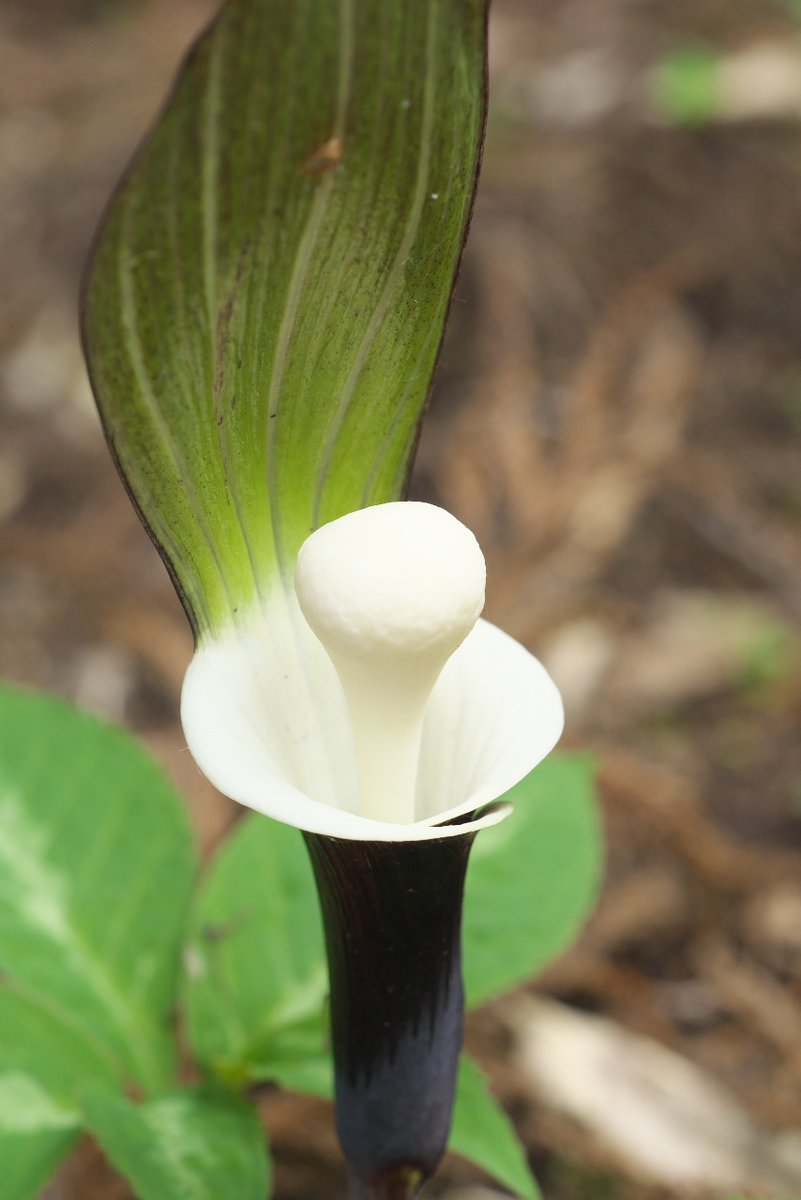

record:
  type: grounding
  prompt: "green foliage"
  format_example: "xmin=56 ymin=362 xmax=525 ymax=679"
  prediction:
xmin=82 ymin=0 xmax=487 ymax=636
xmin=463 ymin=755 xmax=601 ymax=1007
xmin=184 ymin=815 xmax=328 ymax=1083
xmin=82 ymin=1086 xmax=271 ymax=1200
xmin=0 ymin=684 xmax=196 ymax=1196
xmin=0 ymin=1076 xmax=79 ymax=1200
xmin=651 ymin=46 xmax=722 ymax=126
xmin=450 ymin=1058 xmax=540 ymax=1199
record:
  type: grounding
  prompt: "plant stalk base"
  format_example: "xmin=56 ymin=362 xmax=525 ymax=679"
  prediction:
xmin=349 ymin=1165 xmax=425 ymax=1200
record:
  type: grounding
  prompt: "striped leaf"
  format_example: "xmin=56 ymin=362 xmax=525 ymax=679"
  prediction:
xmin=83 ymin=0 xmax=487 ymax=636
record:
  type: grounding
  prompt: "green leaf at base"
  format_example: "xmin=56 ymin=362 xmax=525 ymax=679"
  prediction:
xmin=0 ymin=1074 xmax=79 ymax=1200
xmin=450 ymin=1057 xmax=540 ymax=1200
xmin=82 ymin=1086 xmax=271 ymax=1200
xmin=463 ymin=755 xmax=602 ymax=1008
xmin=0 ymin=684 xmax=196 ymax=1196
xmin=184 ymin=813 xmax=328 ymax=1080
xmin=261 ymin=1053 xmax=333 ymax=1101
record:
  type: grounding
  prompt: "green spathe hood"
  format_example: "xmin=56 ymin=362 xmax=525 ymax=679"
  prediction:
xmin=82 ymin=0 xmax=488 ymax=638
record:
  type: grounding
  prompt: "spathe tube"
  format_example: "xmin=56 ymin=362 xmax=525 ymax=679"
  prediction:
xmin=304 ymin=806 xmax=506 ymax=1200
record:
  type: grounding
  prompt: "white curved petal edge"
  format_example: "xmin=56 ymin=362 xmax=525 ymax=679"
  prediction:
xmin=181 ymin=590 xmax=564 ymax=842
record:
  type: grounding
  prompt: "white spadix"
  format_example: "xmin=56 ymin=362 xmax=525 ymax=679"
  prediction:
xmin=294 ymin=502 xmax=486 ymax=825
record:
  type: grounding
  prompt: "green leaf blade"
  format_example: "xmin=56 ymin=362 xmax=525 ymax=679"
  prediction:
xmin=450 ymin=1057 xmax=539 ymax=1199
xmin=0 ymin=685 xmax=197 ymax=1193
xmin=83 ymin=0 xmax=488 ymax=635
xmin=0 ymin=1131 xmax=78 ymax=1200
xmin=184 ymin=813 xmax=328 ymax=1081
xmin=82 ymin=1086 xmax=271 ymax=1200
xmin=0 ymin=1074 xmax=79 ymax=1200
xmin=463 ymin=755 xmax=602 ymax=1009
xmin=0 ymin=686 xmax=196 ymax=1095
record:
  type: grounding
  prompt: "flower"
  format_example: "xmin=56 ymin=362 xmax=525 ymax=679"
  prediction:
xmin=180 ymin=499 xmax=563 ymax=1198
xmin=181 ymin=504 xmax=563 ymax=843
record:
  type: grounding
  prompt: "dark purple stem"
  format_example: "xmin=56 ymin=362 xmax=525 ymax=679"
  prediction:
xmin=303 ymin=830 xmax=476 ymax=1197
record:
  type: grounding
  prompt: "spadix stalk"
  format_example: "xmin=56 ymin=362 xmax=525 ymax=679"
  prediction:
xmin=295 ymin=502 xmax=486 ymax=826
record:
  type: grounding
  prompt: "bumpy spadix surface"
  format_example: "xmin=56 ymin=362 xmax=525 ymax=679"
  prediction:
xmin=295 ymin=503 xmax=485 ymax=824
xmin=182 ymin=506 xmax=564 ymax=842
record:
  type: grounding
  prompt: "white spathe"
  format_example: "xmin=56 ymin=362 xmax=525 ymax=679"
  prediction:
xmin=182 ymin=591 xmax=565 ymax=842
xmin=183 ymin=502 xmax=563 ymax=841
xmin=295 ymin=502 xmax=487 ymax=826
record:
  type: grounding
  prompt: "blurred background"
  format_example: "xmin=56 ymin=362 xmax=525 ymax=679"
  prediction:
xmin=3 ymin=0 xmax=801 ymax=1197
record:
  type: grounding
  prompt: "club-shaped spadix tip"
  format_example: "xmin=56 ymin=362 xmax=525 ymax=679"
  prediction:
xmin=294 ymin=502 xmax=486 ymax=825
xmin=295 ymin=501 xmax=486 ymax=659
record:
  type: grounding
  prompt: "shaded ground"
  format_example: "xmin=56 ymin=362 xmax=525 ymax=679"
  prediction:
xmin=3 ymin=0 xmax=801 ymax=1197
